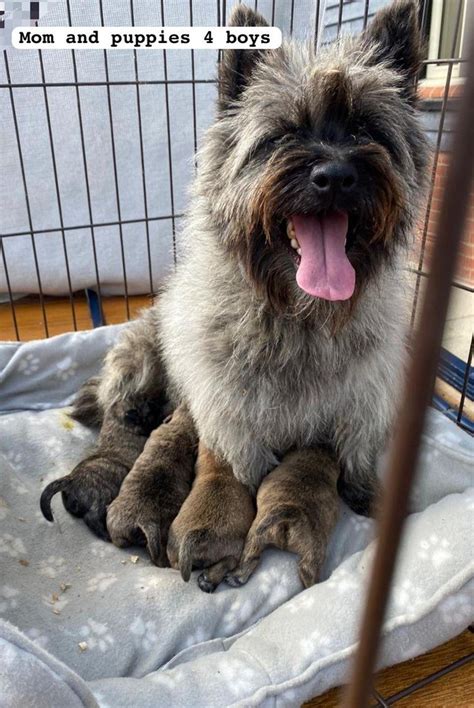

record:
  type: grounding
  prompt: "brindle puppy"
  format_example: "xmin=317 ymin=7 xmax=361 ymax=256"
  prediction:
xmin=226 ymin=448 xmax=340 ymax=589
xmin=40 ymin=395 xmax=169 ymax=539
xmin=106 ymin=405 xmax=197 ymax=567
xmin=167 ymin=444 xmax=255 ymax=592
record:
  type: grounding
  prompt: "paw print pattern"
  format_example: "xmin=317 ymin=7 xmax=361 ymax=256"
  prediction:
xmin=55 ymin=356 xmax=79 ymax=382
xmin=218 ymin=658 xmax=262 ymax=697
xmin=44 ymin=438 xmax=64 ymax=459
xmin=78 ymin=619 xmax=114 ymax=652
xmin=89 ymin=541 xmax=116 ymax=559
xmin=417 ymin=534 xmax=452 ymax=568
xmin=38 ymin=556 xmax=67 ymax=578
xmin=439 ymin=592 xmax=474 ymax=625
xmin=25 ymin=628 xmax=49 ymax=648
xmin=18 ymin=353 xmax=40 ymax=376
xmin=286 ymin=589 xmax=316 ymax=615
xmin=87 ymin=572 xmax=118 ymax=593
xmin=391 ymin=579 xmax=425 ymax=613
xmin=5 ymin=451 xmax=23 ymax=471
xmin=0 ymin=534 xmax=27 ymax=558
xmin=300 ymin=628 xmax=335 ymax=662
xmin=183 ymin=625 xmax=210 ymax=650
xmin=350 ymin=515 xmax=374 ymax=535
xmin=326 ymin=566 xmax=360 ymax=595
xmin=130 ymin=617 xmax=158 ymax=651
xmin=0 ymin=585 xmax=19 ymax=613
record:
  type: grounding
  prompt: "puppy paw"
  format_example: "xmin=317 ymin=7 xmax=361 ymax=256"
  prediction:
xmin=225 ymin=564 xmax=256 ymax=588
xmin=197 ymin=571 xmax=217 ymax=594
xmin=106 ymin=493 xmax=169 ymax=567
xmin=40 ymin=455 xmax=127 ymax=540
xmin=197 ymin=556 xmax=240 ymax=593
xmin=167 ymin=528 xmax=218 ymax=582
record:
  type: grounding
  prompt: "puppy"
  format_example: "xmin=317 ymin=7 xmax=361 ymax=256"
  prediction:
xmin=167 ymin=444 xmax=255 ymax=592
xmin=40 ymin=398 xmax=163 ymax=539
xmin=226 ymin=448 xmax=340 ymax=589
xmin=106 ymin=405 xmax=197 ymax=566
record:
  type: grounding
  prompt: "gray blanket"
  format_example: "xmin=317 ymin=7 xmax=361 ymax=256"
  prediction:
xmin=0 ymin=326 xmax=473 ymax=707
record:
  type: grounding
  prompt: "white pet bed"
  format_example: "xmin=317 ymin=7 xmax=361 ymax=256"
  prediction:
xmin=0 ymin=326 xmax=473 ymax=707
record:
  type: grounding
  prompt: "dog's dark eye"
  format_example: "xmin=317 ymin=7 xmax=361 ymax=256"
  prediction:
xmin=253 ymin=134 xmax=293 ymax=154
xmin=359 ymin=125 xmax=399 ymax=162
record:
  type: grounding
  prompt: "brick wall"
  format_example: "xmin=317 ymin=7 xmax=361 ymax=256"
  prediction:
xmin=413 ymin=85 xmax=474 ymax=286
xmin=418 ymin=152 xmax=474 ymax=285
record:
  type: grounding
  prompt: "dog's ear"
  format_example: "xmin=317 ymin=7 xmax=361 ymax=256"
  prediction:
xmin=218 ymin=4 xmax=269 ymax=112
xmin=361 ymin=0 xmax=422 ymax=102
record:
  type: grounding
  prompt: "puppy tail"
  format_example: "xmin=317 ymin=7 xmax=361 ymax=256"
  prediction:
xmin=40 ymin=478 xmax=69 ymax=522
xmin=70 ymin=377 xmax=103 ymax=428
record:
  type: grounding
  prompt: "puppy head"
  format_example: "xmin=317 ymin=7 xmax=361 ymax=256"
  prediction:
xmin=200 ymin=1 xmax=429 ymax=316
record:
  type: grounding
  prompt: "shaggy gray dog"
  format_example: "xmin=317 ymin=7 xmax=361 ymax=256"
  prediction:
xmin=41 ymin=0 xmax=429 ymax=587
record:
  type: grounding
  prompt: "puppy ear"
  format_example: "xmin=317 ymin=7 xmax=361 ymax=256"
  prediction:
xmin=361 ymin=0 xmax=422 ymax=101
xmin=218 ymin=4 xmax=269 ymax=111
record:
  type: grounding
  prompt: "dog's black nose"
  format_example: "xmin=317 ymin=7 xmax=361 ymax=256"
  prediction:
xmin=310 ymin=161 xmax=358 ymax=195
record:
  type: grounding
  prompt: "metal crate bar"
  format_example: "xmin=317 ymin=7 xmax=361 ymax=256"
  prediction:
xmin=343 ymin=26 xmax=474 ymax=707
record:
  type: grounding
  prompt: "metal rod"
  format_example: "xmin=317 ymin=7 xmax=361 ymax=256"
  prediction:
xmin=130 ymin=0 xmax=154 ymax=298
xmin=406 ymin=267 xmax=473 ymax=293
xmin=0 ymin=79 xmax=217 ymax=88
xmin=457 ymin=336 xmax=473 ymax=423
xmin=386 ymin=651 xmax=474 ymax=704
xmin=99 ymin=0 xmax=130 ymax=319
xmin=314 ymin=0 xmax=321 ymax=52
xmin=3 ymin=51 xmax=49 ymax=337
xmin=160 ymin=0 xmax=177 ymax=267
xmin=2 ymin=214 xmax=184 ymax=239
xmin=411 ymin=0 xmax=464 ymax=328
xmin=189 ymin=0 xmax=198 ymax=157
xmin=336 ymin=0 xmax=344 ymax=39
xmin=363 ymin=0 xmax=370 ymax=30
xmin=0 ymin=238 xmax=20 ymax=340
xmin=66 ymin=0 xmax=104 ymax=321
xmin=343 ymin=27 xmax=474 ymax=708
xmin=38 ymin=49 xmax=77 ymax=330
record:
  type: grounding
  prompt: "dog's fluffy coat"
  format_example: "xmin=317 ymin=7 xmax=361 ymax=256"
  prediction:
xmin=158 ymin=0 xmax=429 ymax=510
xmin=41 ymin=1 xmax=430 ymax=556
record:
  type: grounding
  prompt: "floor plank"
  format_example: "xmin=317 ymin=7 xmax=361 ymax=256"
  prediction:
xmin=304 ymin=629 xmax=473 ymax=707
xmin=0 ymin=294 xmax=152 ymax=341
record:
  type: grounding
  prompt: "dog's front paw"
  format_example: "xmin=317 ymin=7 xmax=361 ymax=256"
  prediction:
xmin=106 ymin=492 xmax=169 ymax=567
xmin=40 ymin=456 xmax=127 ymax=540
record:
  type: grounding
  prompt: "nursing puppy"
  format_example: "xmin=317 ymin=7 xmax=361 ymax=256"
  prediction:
xmin=106 ymin=405 xmax=197 ymax=566
xmin=167 ymin=444 xmax=255 ymax=591
xmin=40 ymin=397 xmax=168 ymax=539
xmin=40 ymin=1 xmax=429 ymax=585
xmin=226 ymin=448 xmax=340 ymax=590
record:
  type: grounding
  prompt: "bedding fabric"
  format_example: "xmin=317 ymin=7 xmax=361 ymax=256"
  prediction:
xmin=0 ymin=326 xmax=473 ymax=707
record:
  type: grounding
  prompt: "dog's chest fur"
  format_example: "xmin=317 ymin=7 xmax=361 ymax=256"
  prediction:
xmin=159 ymin=232 xmax=407 ymax=488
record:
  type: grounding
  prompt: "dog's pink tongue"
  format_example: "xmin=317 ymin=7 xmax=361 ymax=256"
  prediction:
xmin=293 ymin=211 xmax=355 ymax=301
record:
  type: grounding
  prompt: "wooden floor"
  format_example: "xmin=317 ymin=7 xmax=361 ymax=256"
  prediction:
xmin=0 ymin=293 xmax=151 ymax=340
xmin=1 ymin=294 xmax=473 ymax=706
xmin=305 ymin=629 xmax=473 ymax=707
